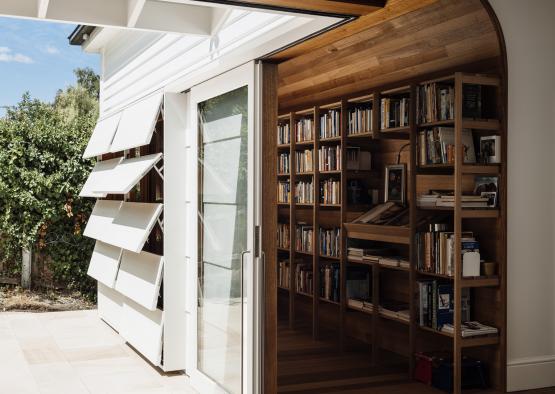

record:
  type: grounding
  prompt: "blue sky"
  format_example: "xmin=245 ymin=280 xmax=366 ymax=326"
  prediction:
xmin=0 ymin=16 xmax=100 ymax=116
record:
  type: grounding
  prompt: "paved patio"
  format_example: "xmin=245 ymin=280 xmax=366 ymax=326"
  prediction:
xmin=0 ymin=309 xmax=198 ymax=394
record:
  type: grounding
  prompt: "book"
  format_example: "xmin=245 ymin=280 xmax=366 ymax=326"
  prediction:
xmin=320 ymin=109 xmax=341 ymax=139
xmin=319 ymin=227 xmax=340 ymax=257
xmin=418 ymin=281 xmax=471 ymax=330
xmin=442 ymin=321 xmax=498 ymax=338
xmin=348 ymin=102 xmax=372 ymax=135
xmin=462 ymin=84 xmax=482 ymax=119
xmin=417 ymin=127 xmax=476 ymax=165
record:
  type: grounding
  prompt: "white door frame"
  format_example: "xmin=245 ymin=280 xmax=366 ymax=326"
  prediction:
xmin=186 ymin=61 xmax=261 ymax=394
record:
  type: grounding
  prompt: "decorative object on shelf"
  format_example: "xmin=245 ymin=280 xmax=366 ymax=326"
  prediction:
xmin=479 ymin=135 xmax=501 ymax=164
xmin=482 ymin=261 xmax=496 ymax=277
xmin=385 ymin=164 xmax=406 ymax=205
xmin=474 ymin=176 xmax=498 ymax=207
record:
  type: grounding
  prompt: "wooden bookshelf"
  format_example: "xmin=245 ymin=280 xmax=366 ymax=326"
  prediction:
xmin=275 ymin=72 xmax=506 ymax=394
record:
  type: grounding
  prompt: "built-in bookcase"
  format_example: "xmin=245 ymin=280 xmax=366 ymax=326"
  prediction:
xmin=276 ymin=72 xmax=506 ymax=394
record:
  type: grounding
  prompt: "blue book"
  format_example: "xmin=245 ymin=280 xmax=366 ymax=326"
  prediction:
xmin=437 ymin=284 xmax=454 ymax=328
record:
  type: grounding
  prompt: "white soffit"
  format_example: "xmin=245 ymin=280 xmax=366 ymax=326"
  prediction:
xmin=83 ymin=200 xmax=123 ymax=240
xmin=93 ymin=153 xmax=163 ymax=195
xmin=109 ymin=92 xmax=163 ymax=153
xmin=115 ymin=250 xmax=164 ymax=311
xmin=87 ymin=241 xmax=122 ymax=288
xmin=84 ymin=200 xmax=163 ymax=253
xmin=79 ymin=157 xmax=123 ymax=198
xmin=121 ymin=299 xmax=164 ymax=366
xmin=98 ymin=282 xmax=125 ymax=333
xmin=83 ymin=113 xmax=121 ymax=159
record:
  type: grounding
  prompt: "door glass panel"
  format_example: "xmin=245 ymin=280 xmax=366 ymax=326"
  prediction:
xmin=198 ymin=86 xmax=248 ymax=394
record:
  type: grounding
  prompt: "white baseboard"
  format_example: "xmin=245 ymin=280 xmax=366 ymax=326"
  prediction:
xmin=507 ymin=355 xmax=555 ymax=391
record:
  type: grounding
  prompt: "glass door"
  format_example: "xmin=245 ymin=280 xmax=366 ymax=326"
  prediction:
xmin=187 ymin=62 xmax=260 ymax=394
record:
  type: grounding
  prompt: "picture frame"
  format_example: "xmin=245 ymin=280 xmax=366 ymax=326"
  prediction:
xmin=480 ymin=191 xmax=497 ymax=208
xmin=385 ymin=164 xmax=406 ymax=205
xmin=479 ymin=135 xmax=501 ymax=164
xmin=474 ymin=176 xmax=498 ymax=207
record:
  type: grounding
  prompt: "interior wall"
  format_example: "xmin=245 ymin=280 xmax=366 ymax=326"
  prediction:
xmin=487 ymin=0 xmax=555 ymax=391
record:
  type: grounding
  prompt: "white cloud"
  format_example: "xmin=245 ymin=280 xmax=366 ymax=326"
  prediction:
xmin=0 ymin=46 xmax=33 ymax=64
xmin=45 ymin=45 xmax=59 ymax=55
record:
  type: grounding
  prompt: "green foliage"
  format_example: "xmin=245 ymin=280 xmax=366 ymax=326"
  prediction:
xmin=0 ymin=68 xmax=99 ymax=297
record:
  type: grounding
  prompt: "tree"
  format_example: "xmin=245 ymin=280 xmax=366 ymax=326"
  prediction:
xmin=0 ymin=68 xmax=99 ymax=296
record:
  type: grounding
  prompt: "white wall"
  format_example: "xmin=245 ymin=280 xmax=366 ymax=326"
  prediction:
xmin=488 ymin=0 xmax=555 ymax=391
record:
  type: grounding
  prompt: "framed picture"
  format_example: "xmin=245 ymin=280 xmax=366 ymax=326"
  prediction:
xmin=480 ymin=191 xmax=497 ymax=208
xmin=480 ymin=135 xmax=501 ymax=164
xmin=385 ymin=164 xmax=406 ymax=204
xmin=474 ymin=176 xmax=498 ymax=208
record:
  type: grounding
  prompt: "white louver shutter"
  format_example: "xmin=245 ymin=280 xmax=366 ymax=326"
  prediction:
xmin=83 ymin=113 xmax=121 ymax=159
xmin=97 ymin=282 xmax=125 ymax=332
xmin=79 ymin=157 xmax=123 ymax=198
xmin=115 ymin=250 xmax=163 ymax=311
xmin=110 ymin=92 xmax=163 ymax=153
xmin=92 ymin=153 xmax=163 ymax=195
xmin=87 ymin=241 xmax=122 ymax=288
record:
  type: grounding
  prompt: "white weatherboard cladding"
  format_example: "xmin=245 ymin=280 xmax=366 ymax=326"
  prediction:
xmin=79 ymin=157 xmax=123 ymax=198
xmin=92 ymin=153 xmax=162 ymax=194
xmin=115 ymin=250 xmax=164 ymax=311
xmin=83 ymin=113 xmax=121 ymax=159
xmin=97 ymin=282 xmax=125 ymax=332
xmin=87 ymin=241 xmax=122 ymax=288
xmin=109 ymin=92 xmax=163 ymax=152
xmin=121 ymin=299 xmax=164 ymax=366
xmin=83 ymin=200 xmax=122 ymax=240
xmin=84 ymin=200 xmax=163 ymax=253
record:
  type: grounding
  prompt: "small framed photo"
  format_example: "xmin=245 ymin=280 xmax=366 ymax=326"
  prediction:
xmin=480 ymin=191 xmax=497 ymax=208
xmin=385 ymin=164 xmax=406 ymax=205
xmin=480 ymin=135 xmax=501 ymax=164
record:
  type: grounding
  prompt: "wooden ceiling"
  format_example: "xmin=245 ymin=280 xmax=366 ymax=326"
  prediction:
xmin=274 ymin=0 xmax=502 ymax=111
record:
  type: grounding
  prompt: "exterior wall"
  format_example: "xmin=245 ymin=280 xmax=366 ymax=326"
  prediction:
xmin=488 ymin=0 xmax=555 ymax=391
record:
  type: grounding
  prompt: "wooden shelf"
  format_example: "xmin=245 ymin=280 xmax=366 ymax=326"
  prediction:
xmin=461 ymin=276 xmax=500 ymax=288
xmin=344 ymin=223 xmax=411 ymax=245
xmin=379 ymin=312 xmax=410 ymax=326
xmin=379 ymin=126 xmax=410 ymax=134
xmin=295 ymin=250 xmax=314 ymax=257
xmin=462 ymin=164 xmax=501 ymax=174
xmin=277 ymin=247 xmax=290 ymax=252
xmin=417 ymin=325 xmax=500 ymax=348
xmin=319 ymin=170 xmax=341 ymax=175
xmin=320 ymin=297 xmax=340 ymax=305
xmin=347 ymin=131 xmax=373 ymax=138
xmin=296 ymin=291 xmax=313 ymax=299
xmin=319 ymin=136 xmax=341 ymax=142
xmin=462 ymin=119 xmax=500 ymax=130
xmin=418 ymin=206 xmax=500 ymax=218
xmin=347 ymin=305 xmax=374 ymax=316
xmin=295 ymin=203 xmax=314 ymax=207
xmin=277 ymin=173 xmax=290 ymax=177
xmin=417 ymin=119 xmax=454 ymax=128
xmin=319 ymin=203 xmax=341 ymax=208
xmin=320 ymin=254 xmax=341 ymax=261
xmin=295 ymin=140 xmax=314 ymax=147
xmin=278 ymin=286 xmax=289 ymax=291
xmin=295 ymin=172 xmax=314 ymax=176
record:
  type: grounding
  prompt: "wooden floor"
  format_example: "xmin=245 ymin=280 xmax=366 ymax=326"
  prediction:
xmin=277 ymin=321 xmax=555 ymax=394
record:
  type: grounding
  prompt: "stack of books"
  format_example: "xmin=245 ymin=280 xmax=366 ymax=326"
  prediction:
xmin=347 ymin=246 xmax=394 ymax=264
xmin=319 ymin=227 xmax=340 ymax=257
xmin=277 ymin=122 xmax=290 ymax=145
xmin=378 ymin=256 xmax=410 ymax=269
xmin=319 ymin=145 xmax=341 ymax=171
xmin=320 ymin=109 xmax=340 ymax=139
xmin=380 ymin=301 xmax=410 ymax=322
xmin=381 ymin=97 xmax=409 ymax=129
xmin=348 ymin=103 xmax=372 ymax=135
xmin=295 ymin=149 xmax=313 ymax=173
xmin=320 ymin=263 xmax=340 ymax=302
xmin=295 ymin=180 xmax=314 ymax=204
xmin=295 ymin=223 xmax=313 ymax=253
xmin=348 ymin=298 xmax=374 ymax=313
xmin=416 ymin=82 xmax=455 ymax=124
xmin=295 ymin=117 xmax=313 ymax=142
xmin=320 ymin=179 xmax=340 ymax=205
xmin=417 ymin=193 xmax=489 ymax=208
xmin=442 ymin=321 xmax=498 ymax=338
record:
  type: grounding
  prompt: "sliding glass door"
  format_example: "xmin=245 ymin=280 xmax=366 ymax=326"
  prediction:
xmin=188 ymin=62 xmax=260 ymax=394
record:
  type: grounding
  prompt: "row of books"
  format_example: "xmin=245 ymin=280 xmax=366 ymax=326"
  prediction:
xmin=417 ymin=127 xmax=476 ymax=166
xmin=278 ymin=259 xmax=291 ymax=288
xmin=278 ymin=181 xmax=290 ymax=203
xmin=278 ymin=152 xmax=289 ymax=174
xmin=416 ymin=82 xmax=455 ymax=124
xmin=415 ymin=225 xmax=479 ymax=277
xmin=295 ymin=224 xmax=313 ymax=253
xmin=277 ymin=122 xmax=290 ymax=145
xmin=348 ymin=103 xmax=372 ymax=135
xmin=381 ymin=97 xmax=409 ymax=129
xmin=417 ymin=193 xmax=489 ymax=209
xmin=295 ymin=180 xmax=314 ymax=204
xmin=319 ymin=145 xmax=341 ymax=172
xmin=417 ymin=280 xmax=470 ymax=330
xmin=320 ymin=109 xmax=340 ymax=139
xmin=296 ymin=263 xmax=313 ymax=295
xmin=277 ymin=223 xmax=290 ymax=249
xmin=295 ymin=117 xmax=314 ymax=142
xmin=319 ymin=228 xmax=340 ymax=257
xmin=320 ymin=179 xmax=340 ymax=205
xmin=295 ymin=149 xmax=313 ymax=173
xmin=320 ymin=263 xmax=340 ymax=302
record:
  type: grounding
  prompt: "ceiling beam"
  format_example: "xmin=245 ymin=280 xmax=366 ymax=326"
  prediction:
xmin=133 ymin=1 xmax=212 ymax=36
xmin=127 ymin=0 xmax=146 ymax=28
xmin=37 ymin=0 xmax=49 ymax=18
